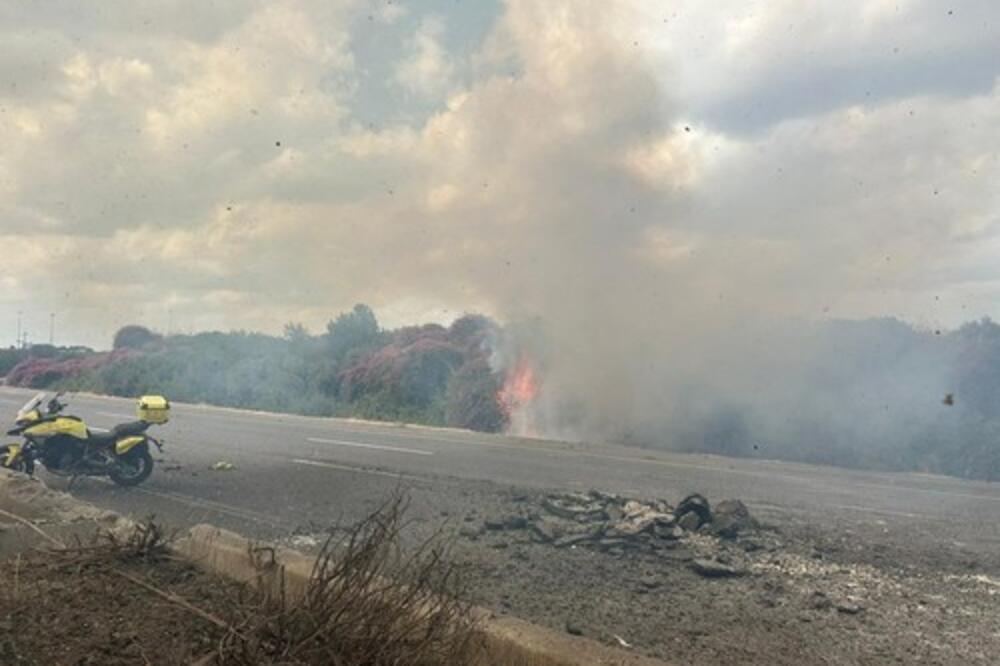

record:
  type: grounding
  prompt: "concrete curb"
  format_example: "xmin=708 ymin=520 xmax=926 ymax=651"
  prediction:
xmin=0 ymin=469 xmax=133 ymax=556
xmin=175 ymin=524 xmax=667 ymax=666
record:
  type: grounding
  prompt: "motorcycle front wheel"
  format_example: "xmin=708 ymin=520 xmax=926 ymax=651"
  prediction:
xmin=0 ymin=445 xmax=28 ymax=474
xmin=109 ymin=446 xmax=154 ymax=487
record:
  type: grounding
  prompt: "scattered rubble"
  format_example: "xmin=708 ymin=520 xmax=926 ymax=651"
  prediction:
xmin=470 ymin=490 xmax=758 ymax=555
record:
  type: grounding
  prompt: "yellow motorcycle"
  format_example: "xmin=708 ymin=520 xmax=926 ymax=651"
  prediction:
xmin=1 ymin=392 xmax=169 ymax=487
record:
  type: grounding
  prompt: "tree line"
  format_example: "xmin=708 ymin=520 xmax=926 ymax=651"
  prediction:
xmin=3 ymin=306 xmax=506 ymax=432
xmin=2 ymin=309 xmax=999 ymax=480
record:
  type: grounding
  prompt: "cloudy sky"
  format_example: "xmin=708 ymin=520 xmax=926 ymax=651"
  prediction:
xmin=1 ymin=0 xmax=998 ymax=350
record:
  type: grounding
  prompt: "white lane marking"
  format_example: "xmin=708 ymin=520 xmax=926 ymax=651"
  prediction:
xmin=99 ymin=411 xmax=134 ymax=419
xmin=305 ymin=437 xmax=433 ymax=456
xmin=292 ymin=458 xmax=426 ymax=480
xmin=831 ymin=504 xmax=926 ymax=519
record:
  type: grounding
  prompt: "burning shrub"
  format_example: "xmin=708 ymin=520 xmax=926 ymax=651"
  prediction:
xmin=445 ymin=358 xmax=507 ymax=432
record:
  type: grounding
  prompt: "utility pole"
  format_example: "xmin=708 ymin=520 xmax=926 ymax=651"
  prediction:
xmin=16 ymin=311 xmax=22 ymax=349
xmin=49 ymin=313 xmax=55 ymax=345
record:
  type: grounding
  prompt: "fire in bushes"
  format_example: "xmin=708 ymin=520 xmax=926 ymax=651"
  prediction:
xmin=497 ymin=354 xmax=541 ymax=437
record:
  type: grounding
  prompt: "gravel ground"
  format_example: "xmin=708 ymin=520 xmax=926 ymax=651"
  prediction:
xmin=284 ymin=483 xmax=1000 ymax=665
xmin=62 ymin=460 xmax=1000 ymax=666
xmin=499 ymin=492 xmax=1000 ymax=664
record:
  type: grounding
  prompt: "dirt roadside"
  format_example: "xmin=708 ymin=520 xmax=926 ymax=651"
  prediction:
xmin=0 ymin=472 xmax=660 ymax=666
xmin=13 ymin=463 xmax=1000 ymax=665
xmin=0 ymin=546 xmax=235 ymax=665
xmin=431 ymin=488 xmax=1000 ymax=665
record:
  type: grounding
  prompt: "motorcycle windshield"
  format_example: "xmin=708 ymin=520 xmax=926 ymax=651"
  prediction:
xmin=16 ymin=393 xmax=46 ymax=421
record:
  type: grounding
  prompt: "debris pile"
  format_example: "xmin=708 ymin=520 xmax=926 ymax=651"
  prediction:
xmin=474 ymin=490 xmax=756 ymax=555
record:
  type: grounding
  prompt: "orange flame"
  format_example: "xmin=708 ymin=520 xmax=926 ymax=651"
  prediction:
xmin=498 ymin=354 xmax=540 ymax=436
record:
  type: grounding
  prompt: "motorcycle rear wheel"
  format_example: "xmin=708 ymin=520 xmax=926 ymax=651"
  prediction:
xmin=109 ymin=446 xmax=154 ymax=487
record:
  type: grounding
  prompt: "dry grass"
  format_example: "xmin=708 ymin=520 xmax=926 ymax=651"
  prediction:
xmin=214 ymin=494 xmax=480 ymax=665
xmin=9 ymin=505 xmax=579 ymax=665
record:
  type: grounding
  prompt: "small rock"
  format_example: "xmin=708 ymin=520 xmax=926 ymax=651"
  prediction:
xmin=653 ymin=522 xmax=679 ymax=539
xmin=290 ymin=535 xmax=319 ymax=549
xmin=661 ymin=549 xmax=693 ymax=563
xmin=835 ymin=601 xmax=864 ymax=615
xmin=588 ymin=489 xmax=620 ymax=503
xmin=623 ymin=500 xmax=645 ymax=516
xmin=483 ymin=517 xmax=505 ymax=531
xmin=598 ymin=537 xmax=625 ymax=551
xmin=678 ymin=511 xmax=702 ymax=532
xmin=690 ymin=558 xmax=746 ymax=578
xmin=459 ymin=525 xmax=484 ymax=539
xmin=711 ymin=499 xmax=753 ymax=539
xmin=554 ymin=533 xmax=593 ymax=548
xmin=676 ymin=493 xmax=712 ymax=524
xmin=541 ymin=498 xmax=581 ymax=520
xmin=654 ymin=499 xmax=674 ymax=514
xmin=565 ymin=621 xmax=584 ymax=636
xmin=639 ymin=575 xmax=662 ymax=589
xmin=531 ymin=520 xmax=561 ymax=543
xmin=505 ymin=515 xmax=529 ymax=530
xmin=809 ymin=591 xmax=833 ymax=611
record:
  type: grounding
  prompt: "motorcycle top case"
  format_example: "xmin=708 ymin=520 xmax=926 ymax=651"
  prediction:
xmin=137 ymin=395 xmax=170 ymax=424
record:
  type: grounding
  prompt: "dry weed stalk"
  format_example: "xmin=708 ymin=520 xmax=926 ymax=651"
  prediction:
xmin=218 ymin=493 xmax=480 ymax=665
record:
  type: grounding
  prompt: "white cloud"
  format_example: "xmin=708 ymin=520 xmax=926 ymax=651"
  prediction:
xmin=393 ymin=16 xmax=455 ymax=98
xmin=0 ymin=0 xmax=998 ymax=354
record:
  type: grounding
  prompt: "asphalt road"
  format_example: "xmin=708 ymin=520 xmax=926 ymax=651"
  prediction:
xmin=2 ymin=386 xmax=999 ymax=554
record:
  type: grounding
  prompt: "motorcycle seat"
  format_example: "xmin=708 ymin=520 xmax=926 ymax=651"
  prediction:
xmin=88 ymin=421 xmax=150 ymax=446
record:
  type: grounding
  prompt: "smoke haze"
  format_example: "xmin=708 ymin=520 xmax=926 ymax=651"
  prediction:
xmin=2 ymin=1 xmax=999 ymax=458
